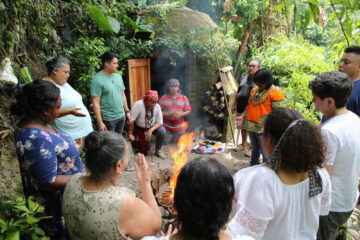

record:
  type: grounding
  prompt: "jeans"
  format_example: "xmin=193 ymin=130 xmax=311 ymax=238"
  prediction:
xmin=147 ymin=126 xmax=166 ymax=152
xmin=103 ymin=116 xmax=126 ymax=135
xmin=248 ymin=131 xmax=269 ymax=166
xmin=164 ymin=129 xmax=185 ymax=145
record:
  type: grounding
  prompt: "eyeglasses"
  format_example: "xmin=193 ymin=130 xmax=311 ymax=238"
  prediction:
xmin=248 ymin=65 xmax=257 ymax=68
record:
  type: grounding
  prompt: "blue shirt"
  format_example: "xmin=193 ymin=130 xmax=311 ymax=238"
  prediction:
xmin=347 ymin=80 xmax=360 ymax=115
xmin=15 ymin=127 xmax=85 ymax=238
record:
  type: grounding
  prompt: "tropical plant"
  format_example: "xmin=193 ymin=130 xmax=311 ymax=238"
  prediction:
xmin=0 ymin=196 xmax=51 ymax=240
xmin=251 ymin=34 xmax=334 ymax=122
xmin=326 ymin=0 xmax=360 ymax=61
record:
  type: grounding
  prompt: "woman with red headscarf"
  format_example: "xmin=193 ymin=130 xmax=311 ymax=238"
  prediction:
xmin=128 ymin=90 xmax=167 ymax=158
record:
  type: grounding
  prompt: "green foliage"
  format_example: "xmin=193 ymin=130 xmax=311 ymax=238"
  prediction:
xmin=0 ymin=196 xmax=51 ymax=240
xmin=87 ymin=5 xmax=120 ymax=34
xmin=61 ymin=37 xmax=108 ymax=100
xmin=327 ymin=0 xmax=360 ymax=61
xmin=251 ymin=34 xmax=334 ymax=122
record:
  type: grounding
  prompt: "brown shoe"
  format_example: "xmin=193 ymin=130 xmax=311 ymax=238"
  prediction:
xmin=244 ymin=150 xmax=252 ymax=157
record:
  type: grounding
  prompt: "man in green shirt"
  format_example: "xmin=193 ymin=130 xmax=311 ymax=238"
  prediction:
xmin=91 ymin=52 xmax=132 ymax=135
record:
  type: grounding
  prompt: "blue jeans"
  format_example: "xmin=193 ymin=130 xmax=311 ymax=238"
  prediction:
xmin=248 ymin=131 xmax=269 ymax=166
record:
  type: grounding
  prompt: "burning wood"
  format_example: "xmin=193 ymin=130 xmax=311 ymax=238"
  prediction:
xmin=151 ymin=131 xmax=194 ymax=216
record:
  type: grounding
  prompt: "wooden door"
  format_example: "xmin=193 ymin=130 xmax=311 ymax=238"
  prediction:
xmin=127 ymin=59 xmax=151 ymax=107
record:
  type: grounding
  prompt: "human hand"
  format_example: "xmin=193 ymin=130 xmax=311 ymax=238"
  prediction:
xmin=134 ymin=153 xmax=154 ymax=185
xmin=98 ymin=122 xmax=107 ymax=131
xmin=126 ymin=112 xmax=132 ymax=123
xmin=71 ymin=108 xmax=86 ymax=117
xmin=160 ymin=223 xmax=178 ymax=237
xmin=235 ymin=116 xmax=244 ymax=127
xmin=129 ymin=133 xmax=135 ymax=142
xmin=231 ymin=106 xmax=236 ymax=114
xmin=172 ymin=112 xmax=182 ymax=119
xmin=145 ymin=131 xmax=152 ymax=142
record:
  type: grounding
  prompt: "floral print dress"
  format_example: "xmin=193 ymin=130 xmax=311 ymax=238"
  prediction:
xmin=15 ymin=127 xmax=85 ymax=239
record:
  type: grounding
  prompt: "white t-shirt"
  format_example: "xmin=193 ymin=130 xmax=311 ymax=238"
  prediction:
xmin=51 ymin=82 xmax=93 ymax=139
xmin=321 ymin=111 xmax=360 ymax=212
xmin=141 ymin=235 xmax=254 ymax=240
xmin=131 ymin=100 xmax=163 ymax=129
xmin=227 ymin=165 xmax=331 ymax=240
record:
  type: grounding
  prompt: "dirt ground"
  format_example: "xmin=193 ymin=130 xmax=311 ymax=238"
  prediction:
xmin=117 ymin=139 xmax=250 ymax=194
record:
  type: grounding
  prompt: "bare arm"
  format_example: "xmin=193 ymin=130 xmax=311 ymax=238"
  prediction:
xmin=39 ymin=175 xmax=72 ymax=192
xmin=118 ymin=154 xmax=161 ymax=239
xmin=123 ymin=92 xmax=132 ymax=122
xmin=128 ymin=120 xmax=135 ymax=142
xmin=58 ymin=108 xmax=86 ymax=118
xmin=325 ymin=165 xmax=333 ymax=175
xmin=92 ymin=96 xmax=106 ymax=131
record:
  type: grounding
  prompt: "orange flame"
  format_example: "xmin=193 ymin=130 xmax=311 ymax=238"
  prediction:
xmin=181 ymin=121 xmax=189 ymax=130
xmin=169 ymin=131 xmax=195 ymax=199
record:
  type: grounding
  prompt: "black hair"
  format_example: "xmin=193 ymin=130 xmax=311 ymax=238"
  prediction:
xmin=344 ymin=46 xmax=360 ymax=56
xmin=308 ymin=71 xmax=353 ymax=108
xmin=253 ymin=68 xmax=273 ymax=88
xmin=100 ymin=51 xmax=118 ymax=69
xmin=249 ymin=59 xmax=261 ymax=68
xmin=84 ymin=131 xmax=126 ymax=181
xmin=10 ymin=79 xmax=60 ymax=116
xmin=174 ymin=158 xmax=234 ymax=240
xmin=264 ymin=108 xmax=324 ymax=172
xmin=45 ymin=56 xmax=71 ymax=75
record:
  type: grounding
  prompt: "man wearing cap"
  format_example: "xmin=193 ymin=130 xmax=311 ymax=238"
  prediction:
xmin=159 ymin=79 xmax=191 ymax=144
xmin=128 ymin=90 xmax=166 ymax=158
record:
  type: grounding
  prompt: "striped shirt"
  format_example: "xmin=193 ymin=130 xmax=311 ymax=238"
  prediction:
xmin=159 ymin=93 xmax=191 ymax=131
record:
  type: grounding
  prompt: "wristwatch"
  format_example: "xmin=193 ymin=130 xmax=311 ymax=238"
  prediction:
xmin=125 ymin=110 xmax=130 ymax=114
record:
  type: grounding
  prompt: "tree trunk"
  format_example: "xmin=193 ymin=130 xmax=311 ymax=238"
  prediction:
xmin=259 ymin=6 xmax=265 ymax=46
xmin=234 ymin=22 xmax=255 ymax=80
xmin=267 ymin=0 xmax=273 ymax=35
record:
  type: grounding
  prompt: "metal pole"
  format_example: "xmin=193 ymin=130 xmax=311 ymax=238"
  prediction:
xmin=210 ymin=33 xmax=236 ymax=146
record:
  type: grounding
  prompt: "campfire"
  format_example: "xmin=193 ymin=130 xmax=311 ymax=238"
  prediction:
xmin=151 ymin=123 xmax=194 ymax=216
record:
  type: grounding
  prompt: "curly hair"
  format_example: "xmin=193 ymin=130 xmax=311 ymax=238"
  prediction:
xmin=308 ymin=71 xmax=353 ymax=108
xmin=84 ymin=131 xmax=126 ymax=181
xmin=174 ymin=158 xmax=234 ymax=240
xmin=10 ymin=79 xmax=60 ymax=116
xmin=264 ymin=108 xmax=325 ymax=172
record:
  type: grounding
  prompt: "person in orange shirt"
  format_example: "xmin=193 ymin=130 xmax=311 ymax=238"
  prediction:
xmin=236 ymin=68 xmax=285 ymax=166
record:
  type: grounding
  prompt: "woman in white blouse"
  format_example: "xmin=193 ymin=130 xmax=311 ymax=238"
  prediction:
xmin=228 ymin=108 xmax=332 ymax=240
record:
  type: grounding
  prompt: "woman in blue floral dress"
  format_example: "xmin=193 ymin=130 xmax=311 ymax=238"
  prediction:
xmin=11 ymin=79 xmax=85 ymax=239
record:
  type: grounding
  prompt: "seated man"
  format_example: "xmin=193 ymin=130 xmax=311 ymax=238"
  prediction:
xmin=129 ymin=90 xmax=166 ymax=159
xmin=159 ymin=79 xmax=191 ymax=144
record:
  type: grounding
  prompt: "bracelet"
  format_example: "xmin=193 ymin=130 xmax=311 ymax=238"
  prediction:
xmin=125 ymin=110 xmax=130 ymax=113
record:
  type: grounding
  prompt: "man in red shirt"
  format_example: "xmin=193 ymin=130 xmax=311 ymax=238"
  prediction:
xmin=159 ymin=79 xmax=191 ymax=144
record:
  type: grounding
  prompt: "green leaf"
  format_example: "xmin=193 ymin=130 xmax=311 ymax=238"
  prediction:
xmin=26 ymin=215 xmax=40 ymax=224
xmin=123 ymin=15 xmax=139 ymax=30
xmin=303 ymin=8 xmax=313 ymax=32
xmin=106 ymin=16 xmax=120 ymax=34
xmin=87 ymin=6 xmax=117 ymax=33
xmin=296 ymin=1 xmax=307 ymax=16
xmin=274 ymin=3 xmax=286 ymax=11
xmin=5 ymin=231 xmax=19 ymax=240
xmin=14 ymin=205 xmax=29 ymax=212
xmin=28 ymin=196 xmax=36 ymax=211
